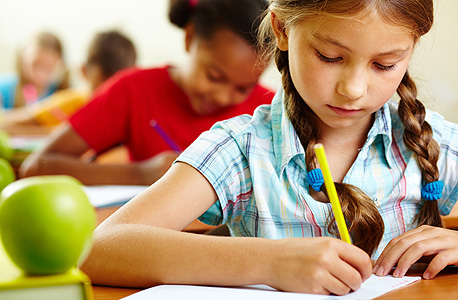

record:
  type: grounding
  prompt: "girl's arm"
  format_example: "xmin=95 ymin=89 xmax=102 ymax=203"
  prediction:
xmin=18 ymin=124 xmax=177 ymax=185
xmin=0 ymin=106 xmax=53 ymax=135
xmin=374 ymin=225 xmax=458 ymax=279
xmin=81 ymin=162 xmax=373 ymax=295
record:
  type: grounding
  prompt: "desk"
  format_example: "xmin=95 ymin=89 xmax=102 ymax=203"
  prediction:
xmin=442 ymin=203 xmax=458 ymax=229
xmin=92 ymin=265 xmax=458 ymax=300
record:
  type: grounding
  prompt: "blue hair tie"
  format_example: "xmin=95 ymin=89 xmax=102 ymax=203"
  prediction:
xmin=307 ymin=169 xmax=324 ymax=192
xmin=421 ymin=181 xmax=444 ymax=201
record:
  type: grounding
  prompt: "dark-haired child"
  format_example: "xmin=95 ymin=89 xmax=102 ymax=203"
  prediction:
xmin=20 ymin=0 xmax=274 ymax=185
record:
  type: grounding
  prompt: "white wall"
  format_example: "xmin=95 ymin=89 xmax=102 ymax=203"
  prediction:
xmin=0 ymin=0 xmax=457 ymax=121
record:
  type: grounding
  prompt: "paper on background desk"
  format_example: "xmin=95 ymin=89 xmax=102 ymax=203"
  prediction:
xmin=10 ymin=135 xmax=47 ymax=152
xmin=82 ymin=185 xmax=149 ymax=208
xmin=121 ymin=275 xmax=421 ymax=300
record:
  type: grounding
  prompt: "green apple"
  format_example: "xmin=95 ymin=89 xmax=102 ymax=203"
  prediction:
xmin=0 ymin=175 xmax=95 ymax=275
xmin=0 ymin=157 xmax=15 ymax=191
xmin=0 ymin=130 xmax=13 ymax=161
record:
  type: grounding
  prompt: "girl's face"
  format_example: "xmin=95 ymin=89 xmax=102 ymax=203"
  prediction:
xmin=179 ymin=27 xmax=265 ymax=115
xmin=273 ymin=11 xmax=415 ymax=133
xmin=21 ymin=45 xmax=63 ymax=88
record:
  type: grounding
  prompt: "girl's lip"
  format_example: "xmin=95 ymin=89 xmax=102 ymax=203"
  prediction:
xmin=328 ymin=105 xmax=362 ymax=116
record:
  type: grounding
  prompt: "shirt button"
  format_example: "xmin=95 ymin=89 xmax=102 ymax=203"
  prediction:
xmin=234 ymin=216 xmax=242 ymax=222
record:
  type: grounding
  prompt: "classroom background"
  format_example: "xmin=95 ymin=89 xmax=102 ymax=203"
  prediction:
xmin=0 ymin=0 xmax=457 ymax=121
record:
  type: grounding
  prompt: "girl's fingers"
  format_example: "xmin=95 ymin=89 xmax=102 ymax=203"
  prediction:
xmin=375 ymin=226 xmax=458 ymax=277
xmin=329 ymin=259 xmax=366 ymax=292
xmin=391 ymin=237 xmax=444 ymax=277
xmin=275 ymin=238 xmax=372 ymax=295
xmin=374 ymin=226 xmax=437 ymax=276
xmin=423 ymin=247 xmax=458 ymax=279
xmin=321 ymin=242 xmax=372 ymax=294
xmin=337 ymin=242 xmax=373 ymax=281
xmin=322 ymin=273 xmax=352 ymax=296
xmin=374 ymin=229 xmax=417 ymax=269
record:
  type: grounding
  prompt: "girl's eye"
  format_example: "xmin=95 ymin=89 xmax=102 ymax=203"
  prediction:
xmin=373 ymin=62 xmax=397 ymax=71
xmin=316 ymin=51 xmax=341 ymax=64
xmin=207 ymin=72 xmax=222 ymax=82
xmin=236 ymin=87 xmax=250 ymax=95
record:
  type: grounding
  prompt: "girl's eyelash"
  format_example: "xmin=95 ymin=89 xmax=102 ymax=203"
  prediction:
xmin=316 ymin=50 xmax=397 ymax=72
xmin=316 ymin=51 xmax=341 ymax=63
xmin=207 ymin=72 xmax=221 ymax=82
xmin=374 ymin=63 xmax=397 ymax=71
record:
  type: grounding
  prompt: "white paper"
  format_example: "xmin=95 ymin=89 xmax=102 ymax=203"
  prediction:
xmin=82 ymin=185 xmax=149 ymax=208
xmin=10 ymin=135 xmax=46 ymax=152
xmin=121 ymin=275 xmax=421 ymax=300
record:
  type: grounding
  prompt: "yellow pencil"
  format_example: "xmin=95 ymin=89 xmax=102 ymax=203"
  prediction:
xmin=313 ymin=143 xmax=352 ymax=244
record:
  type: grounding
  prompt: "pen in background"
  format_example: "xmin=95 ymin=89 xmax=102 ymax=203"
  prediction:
xmin=149 ymin=119 xmax=182 ymax=152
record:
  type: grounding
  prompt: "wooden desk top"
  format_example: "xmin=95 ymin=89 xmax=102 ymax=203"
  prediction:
xmin=442 ymin=203 xmax=458 ymax=229
xmin=92 ymin=265 xmax=458 ymax=300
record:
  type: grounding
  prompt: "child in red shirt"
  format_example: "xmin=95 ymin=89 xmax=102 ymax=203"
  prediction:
xmin=20 ymin=0 xmax=274 ymax=185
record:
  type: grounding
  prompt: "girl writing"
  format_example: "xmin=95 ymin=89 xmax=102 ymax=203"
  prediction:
xmin=19 ymin=0 xmax=274 ymax=185
xmin=81 ymin=0 xmax=458 ymax=295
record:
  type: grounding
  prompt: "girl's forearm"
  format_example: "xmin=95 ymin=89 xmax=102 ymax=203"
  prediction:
xmin=81 ymin=223 xmax=273 ymax=288
xmin=20 ymin=153 xmax=145 ymax=185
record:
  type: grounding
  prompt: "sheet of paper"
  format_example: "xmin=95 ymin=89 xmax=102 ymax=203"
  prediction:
xmin=82 ymin=185 xmax=149 ymax=208
xmin=121 ymin=275 xmax=421 ymax=300
xmin=10 ymin=135 xmax=46 ymax=152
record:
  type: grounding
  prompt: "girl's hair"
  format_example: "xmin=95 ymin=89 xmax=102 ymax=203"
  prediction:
xmin=15 ymin=32 xmax=70 ymax=108
xmin=259 ymin=0 xmax=436 ymax=256
xmin=168 ymin=0 xmax=269 ymax=50
xmin=86 ymin=30 xmax=137 ymax=80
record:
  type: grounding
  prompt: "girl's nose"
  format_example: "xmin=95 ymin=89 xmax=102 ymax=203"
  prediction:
xmin=336 ymin=67 xmax=368 ymax=101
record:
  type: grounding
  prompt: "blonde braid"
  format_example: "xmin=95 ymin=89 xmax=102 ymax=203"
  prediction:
xmin=397 ymin=72 xmax=442 ymax=227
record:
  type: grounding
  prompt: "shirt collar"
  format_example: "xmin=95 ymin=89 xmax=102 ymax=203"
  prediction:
xmin=361 ymin=101 xmax=395 ymax=168
xmin=271 ymin=89 xmax=306 ymax=174
xmin=270 ymin=88 xmax=395 ymax=173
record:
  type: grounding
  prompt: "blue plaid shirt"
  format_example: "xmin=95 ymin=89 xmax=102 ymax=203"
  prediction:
xmin=178 ymin=88 xmax=458 ymax=257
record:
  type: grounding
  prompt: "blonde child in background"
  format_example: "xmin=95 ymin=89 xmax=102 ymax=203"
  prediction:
xmin=80 ymin=0 xmax=458 ymax=295
xmin=0 ymin=30 xmax=137 ymax=135
xmin=19 ymin=0 xmax=274 ymax=185
xmin=0 ymin=32 xmax=69 ymax=109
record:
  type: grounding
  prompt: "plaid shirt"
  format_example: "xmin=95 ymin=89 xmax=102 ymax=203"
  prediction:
xmin=178 ymin=88 xmax=458 ymax=257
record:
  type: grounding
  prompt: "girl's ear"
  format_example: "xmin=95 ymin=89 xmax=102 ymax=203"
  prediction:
xmin=184 ymin=24 xmax=196 ymax=52
xmin=271 ymin=11 xmax=288 ymax=51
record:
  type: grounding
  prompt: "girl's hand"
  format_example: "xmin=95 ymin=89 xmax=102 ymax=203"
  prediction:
xmin=373 ymin=225 xmax=458 ymax=279
xmin=267 ymin=237 xmax=372 ymax=295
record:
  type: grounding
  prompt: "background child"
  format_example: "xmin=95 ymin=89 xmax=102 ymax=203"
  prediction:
xmin=80 ymin=0 xmax=458 ymax=296
xmin=0 ymin=32 xmax=69 ymax=109
xmin=0 ymin=30 xmax=137 ymax=135
xmin=19 ymin=0 xmax=274 ymax=185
